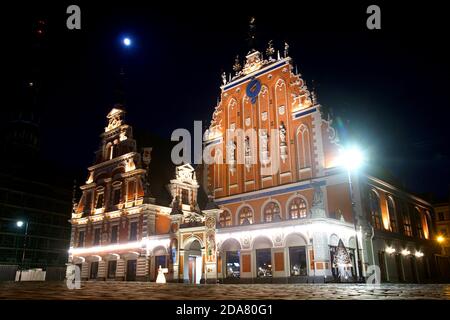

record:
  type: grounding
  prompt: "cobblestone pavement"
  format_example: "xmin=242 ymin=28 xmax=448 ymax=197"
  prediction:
xmin=1 ymin=282 xmax=450 ymax=300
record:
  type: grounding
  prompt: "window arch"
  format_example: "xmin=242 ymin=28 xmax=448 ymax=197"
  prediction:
xmin=238 ymin=206 xmax=253 ymax=225
xmin=289 ymin=197 xmax=307 ymax=219
xmin=263 ymin=202 xmax=282 ymax=223
xmin=219 ymin=210 xmax=232 ymax=227
xmin=296 ymin=124 xmax=312 ymax=169
xmin=369 ymin=190 xmax=382 ymax=230
xmin=387 ymin=196 xmax=398 ymax=232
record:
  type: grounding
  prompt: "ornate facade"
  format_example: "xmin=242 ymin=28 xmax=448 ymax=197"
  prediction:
xmin=68 ymin=44 xmax=442 ymax=284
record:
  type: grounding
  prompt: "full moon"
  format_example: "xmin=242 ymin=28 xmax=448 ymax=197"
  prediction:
xmin=123 ymin=37 xmax=131 ymax=46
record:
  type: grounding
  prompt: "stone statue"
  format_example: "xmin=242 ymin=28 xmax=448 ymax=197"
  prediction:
xmin=279 ymin=122 xmax=287 ymax=146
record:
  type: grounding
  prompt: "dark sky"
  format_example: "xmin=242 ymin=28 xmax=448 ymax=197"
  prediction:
xmin=3 ymin=1 xmax=450 ymax=199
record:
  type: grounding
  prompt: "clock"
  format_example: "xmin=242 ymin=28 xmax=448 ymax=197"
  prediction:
xmin=246 ymin=78 xmax=261 ymax=104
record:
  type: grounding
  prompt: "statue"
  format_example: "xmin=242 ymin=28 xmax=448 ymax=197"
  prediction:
xmin=279 ymin=122 xmax=287 ymax=146
xmin=310 ymin=182 xmax=326 ymax=218
xmin=156 ymin=265 xmax=168 ymax=284
xmin=284 ymin=42 xmax=289 ymax=57
xmin=221 ymin=72 xmax=227 ymax=85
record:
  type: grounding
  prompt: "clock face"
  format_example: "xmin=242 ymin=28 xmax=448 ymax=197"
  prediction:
xmin=246 ymin=78 xmax=261 ymax=104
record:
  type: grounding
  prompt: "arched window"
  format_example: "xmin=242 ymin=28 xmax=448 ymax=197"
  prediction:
xmin=296 ymin=125 xmax=312 ymax=169
xmin=289 ymin=197 xmax=307 ymax=219
xmin=415 ymin=208 xmax=424 ymax=239
xmin=264 ymin=202 xmax=282 ymax=223
xmin=387 ymin=196 xmax=398 ymax=232
xmin=369 ymin=190 xmax=382 ymax=230
xmin=402 ymin=202 xmax=413 ymax=237
xmin=219 ymin=211 xmax=232 ymax=227
xmin=238 ymin=206 xmax=253 ymax=225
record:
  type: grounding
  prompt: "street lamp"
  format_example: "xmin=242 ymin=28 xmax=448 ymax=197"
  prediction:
xmin=338 ymin=146 xmax=365 ymax=282
xmin=16 ymin=220 xmax=29 ymax=282
xmin=437 ymin=235 xmax=446 ymax=255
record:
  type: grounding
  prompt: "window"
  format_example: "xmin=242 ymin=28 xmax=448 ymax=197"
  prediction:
xmin=438 ymin=212 xmax=445 ymax=221
xmin=264 ymin=202 xmax=282 ymax=223
xmin=402 ymin=204 xmax=413 ymax=237
xmin=225 ymin=251 xmax=240 ymax=278
xmin=129 ymin=221 xmax=138 ymax=241
xmin=93 ymin=228 xmax=101 ymax=245
xmin=127 ymin=180 xmax=136 ymax=201
xmin=289 ymin=198 xmax=307 ymax=219
xmin=107 ymin=260 xmax=117 ymax=279
xmin=110 ymin=225 xmax=118 ymax=243
xmin=238 ymin=206 xmax=253 ymax=225
xmin=387 ymin=196 xmax=398 ymax=233
xmin=415 ymin=208 xmax=424 ymax=239
xmin=369 ymin=190 xmax=382 ymax=230
xmin=78 ymin=231 xmax=85 ymax=247
xmin=96 ymin=193 xmax=104 ymax=209
xmin=297 ymin=125 xmax=311 ymax=169
xmin=90 ymin=261 xmax=98 ymax=279
xmin=219 ymin=211 xmax=232 ymax=227
xmin=84 ymin=191 xmax=92 ymax=213
xmin=289 ymin=246 xmax=307 ymax=276
xmin=256 ymin=249 xmax=272 ymax=278
xmin=113 ymin=188 xmax=121 ymax=205
xmin=181 ymin=189 xmax=189 ymax=205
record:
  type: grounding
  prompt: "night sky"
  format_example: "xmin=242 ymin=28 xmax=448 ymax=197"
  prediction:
xmin=3 ymin=2 xmax=450 ymax=199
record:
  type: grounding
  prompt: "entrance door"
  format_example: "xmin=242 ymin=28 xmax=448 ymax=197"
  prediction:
xmin=378 ymin=251 xmax=387 ymax=282
xmin=155 ymin=255 xmax=167 ymax=280
xmin=188 ymin=256 xmax=196 ymax=284
xmin=410 ymin=256 xmax=418 ymax=283
xmin=126 ymin=259 xmax=137 ymax=281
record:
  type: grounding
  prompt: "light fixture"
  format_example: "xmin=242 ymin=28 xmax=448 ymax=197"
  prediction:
xmin=437 ymin=235 xmax=445 ymax=244
xmin=414 ymin=251 xmax=424 ymax=258
xmin=386 ymin=246 xmax=396 ymax=254
xmin=338 ymin=146 xmax=365 ymax=171
xmin=401 ymin=249 xmax=411 ymax=256
xmin=16 ymin=221 xmax=24 ymax=228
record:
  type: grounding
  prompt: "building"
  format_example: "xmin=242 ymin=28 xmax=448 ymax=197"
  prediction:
xmin=434 ymin=202 xmax=450 ymax=254
xmin=68 ymin=42 xmax=443 ymax=284
xmin=0 ymin=19 xmax=73 ymax=280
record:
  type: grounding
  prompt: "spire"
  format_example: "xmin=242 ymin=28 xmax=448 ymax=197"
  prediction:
xmin=247 ymin=16 xmax=257 ymax=53
xmin=113 ymin=66 xmax=127 ymax=108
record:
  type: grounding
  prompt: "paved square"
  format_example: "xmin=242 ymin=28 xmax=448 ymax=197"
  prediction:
xmin=1 ymin=282 xmax=450 ymax=300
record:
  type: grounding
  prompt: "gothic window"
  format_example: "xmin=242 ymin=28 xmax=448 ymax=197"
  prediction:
xmin=387 ymin=196 xmax=398 ymax=233
xmin=402 ymin=203 xmax=413 ymax=237
xmin=129 ymin=221 xmax=138 ymax=241
xmin=369 ymin=190 xmax=382 ymax=230
xmin=296 ymin=125 xmax=311 ymax=169
xmin=181 ymin=189 xmax=189 ymax=205
xmin=415 ymin=207 xmax=424 ymax=239
xmin=264 ymin=202 xmax=282 ymax=223
xmin=219 ymin=210 xmax=232 ymax=227
xmin=238 ymin=206 xmax=253 ymax=225
xmin=289 ymin=197 xmax=307 ymax=219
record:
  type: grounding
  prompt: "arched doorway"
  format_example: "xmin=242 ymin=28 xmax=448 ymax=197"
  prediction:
xmin=153 ymin=246 xmax=168 ymax=281
xmin=253 ymin=236 xmax=273 ymax=278
xmin=220 ymin=238 xmax=241 ymax=279
xmin=184 ymin=239 xmax=202 ymax=284
xmin=285 ymin=233 xmax=308 ymax=277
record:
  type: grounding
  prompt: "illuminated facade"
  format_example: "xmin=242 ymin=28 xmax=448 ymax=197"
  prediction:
xmin=68 ymin=44 xmax=442 ymax=284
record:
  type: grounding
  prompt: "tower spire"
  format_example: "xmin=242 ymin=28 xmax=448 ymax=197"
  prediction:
xmin=247 ymin=16 xmax=257 ymax=53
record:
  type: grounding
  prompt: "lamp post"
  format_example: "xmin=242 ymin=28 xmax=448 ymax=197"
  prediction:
xmin=16 ymin=220 xmax=29 ymax=282
xmin=339 ymin=147 xmax=364 ymax=282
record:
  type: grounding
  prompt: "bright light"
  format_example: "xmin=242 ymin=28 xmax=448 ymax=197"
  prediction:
xmin=415 ymin=251 xmax=424 ymax=258
xmin=437 ymin=235 xmax=445 ymax=243
xmin=386 ymin=246 xmax=396 ymax=254
xmin=16 ymin=221 xmax=24 ymax=228
xmin=123 ymin=37 xmax=131 ymax=46
xmin=401 ymin=249 xmax=411 ymax=256
xmin=338 ymin=146 xmax=364 ymax=171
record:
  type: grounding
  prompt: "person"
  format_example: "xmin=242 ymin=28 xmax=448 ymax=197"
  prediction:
xmin=156 ymin=265 xmax=167 ymax=284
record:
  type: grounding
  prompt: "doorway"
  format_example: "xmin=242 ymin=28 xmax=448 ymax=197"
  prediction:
xmin=184 ymin=239 xmax=202 ymax=284
xmin=126 ymin=259 xmax=137 ymax=281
